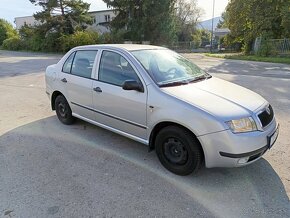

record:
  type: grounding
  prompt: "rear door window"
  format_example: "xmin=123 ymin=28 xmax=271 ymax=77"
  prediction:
xmin=70 ymin=50 xmax=98 ymax=78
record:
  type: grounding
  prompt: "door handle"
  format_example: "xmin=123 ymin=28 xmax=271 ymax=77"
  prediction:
xmin=61 ymin=78 xmax=67 ymax=83
xmin=93 ymin=87 xmax=102 ymax=93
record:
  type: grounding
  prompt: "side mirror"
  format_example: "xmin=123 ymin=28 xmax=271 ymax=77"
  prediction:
xmin=122 ymin=80 xmax=144 ymax=92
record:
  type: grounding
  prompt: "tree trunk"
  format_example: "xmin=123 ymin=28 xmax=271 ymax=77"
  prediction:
xmin=59 ymin=0 xmax=65 ymax=16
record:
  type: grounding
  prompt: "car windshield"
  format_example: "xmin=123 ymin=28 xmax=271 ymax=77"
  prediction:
xmin=131 ymin=49 xmax=210 ymax=87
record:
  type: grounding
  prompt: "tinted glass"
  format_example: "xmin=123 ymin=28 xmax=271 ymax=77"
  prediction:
xmin=132 ymin=49 xmax=208 ymax=86
xmin=99 ymin=51 xmax=140 ymax=86
xmin=71 ymin=50 xmax=98 ymax=78
xmin=62 ymin=52 xmax=75 ymax=73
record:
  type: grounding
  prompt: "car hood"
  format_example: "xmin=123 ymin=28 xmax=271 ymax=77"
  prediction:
xmin=161 ymin=77 xmax=266 ymax=121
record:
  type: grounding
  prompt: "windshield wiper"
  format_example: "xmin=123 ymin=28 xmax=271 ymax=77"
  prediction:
xmin=188 ymin=74 xmax=212 ymax=83
xmin=159 ymin=81 xmax=189 ymax=88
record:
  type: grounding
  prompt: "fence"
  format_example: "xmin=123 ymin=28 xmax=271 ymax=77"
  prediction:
xmin=123 ymin=41 xmax=228 ymax=52
xmin=167 ymin=41 xmax=194 ymax=51
xmin=167 ymin=41 xmax=219 ymax=52
xmin=167 ymin=41 xmax=237 ymax=53
xmin=254 ymin=37 xmax=290 ymax=55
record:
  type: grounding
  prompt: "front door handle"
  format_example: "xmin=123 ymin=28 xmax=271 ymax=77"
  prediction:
xmin=93 ymin=87 xmax=102 ymax=93
xmin=61 ymin=78 xmax=67 ymax=83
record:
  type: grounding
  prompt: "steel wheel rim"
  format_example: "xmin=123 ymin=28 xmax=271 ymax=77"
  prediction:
xmin=163 ymin=137 xmax=188 ymax=165
xmin=58 ymin=102 xmax=67 ymax=118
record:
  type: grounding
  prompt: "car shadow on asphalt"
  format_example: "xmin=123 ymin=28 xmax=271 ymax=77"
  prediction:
xmin=0 ymin=116 xmax=289 ymax=217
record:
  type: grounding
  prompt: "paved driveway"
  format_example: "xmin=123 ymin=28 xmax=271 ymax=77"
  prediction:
xmin=0 ymin=50 xmax=289 ymax=217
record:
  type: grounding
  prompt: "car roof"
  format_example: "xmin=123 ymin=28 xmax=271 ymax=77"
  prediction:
xmin=74 ymin=44 xmax=167 ymax=52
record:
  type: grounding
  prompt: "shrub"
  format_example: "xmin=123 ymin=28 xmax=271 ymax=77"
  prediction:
xmin=256 ymin=38 xmax=277 ymax=57
xmin=26 ymin=35 xmax=45 ymax=52
xmin=42 ymin=32 xmax=62 ymax=52
xmin=18 ymin=24 xmax=62 ymax=52
xmin=99 ymin=32 xmax=113 ymax=44
xmin=59 ymin=31 xmax=100 ymax=52
xmin=109 ymin=29 xmax=127 ymax=43
xmin=2 ymin=37 xmax=24 ymax=50
xmin=0 ymin=19 xmax=18 ymax=45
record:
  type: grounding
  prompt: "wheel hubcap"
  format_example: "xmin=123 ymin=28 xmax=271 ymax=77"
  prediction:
xmin=58 ymin=102 xmax=67 ymax=118
xmin=163 ymin=138 xmax=188 ymax=165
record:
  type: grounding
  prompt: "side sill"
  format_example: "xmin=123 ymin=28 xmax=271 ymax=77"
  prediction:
xmin=72 ymin=113 xmax=149 ymax=145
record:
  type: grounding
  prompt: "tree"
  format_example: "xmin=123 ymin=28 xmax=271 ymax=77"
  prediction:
xmin=225 ymin=0 xmax=290 ymax=53
xmin=280 ymin=3 xmax=290 ymax=37
xmin=0 ymin=19 xmax=17 ymax=45
xmin=216 ymin=12 xmax=228 ymax=28
xmin=175 ymin=0 xmax=202 ymax=41
xmin=103 ymin=0 xmax=177 ymax=44
xmin=29 ymin=0 xmax=92 ymax=35
xmin=25 ymin=0 xmax=93 ymax=52
xmin=191 ymin=29 xmax=210 ymax=48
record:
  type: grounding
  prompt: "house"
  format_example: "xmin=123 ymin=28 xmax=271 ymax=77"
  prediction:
xmin=214 ymin=28 xmax=230 ymax=50
xmin=214 ymin=28 xmax=230 ymax=37
xmin=14 ymin=15 xmax=40 ymax=30
xmin=14 ymin=9 xmax=117 ymax=34
xmin=87 ymin=9 xmax=117 ymax=34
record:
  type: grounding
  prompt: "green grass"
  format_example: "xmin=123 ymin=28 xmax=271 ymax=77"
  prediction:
xmin=205 ymin=53 xmax=290 ymax=65
xmin=205 ymin=53 xmax=232 ymax=58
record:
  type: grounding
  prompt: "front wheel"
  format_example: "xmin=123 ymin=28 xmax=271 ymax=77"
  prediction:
xmin=155 ymin=126 xmax=202 ymax=176
xmin=55 ymin=95 xmax=75 ymax=125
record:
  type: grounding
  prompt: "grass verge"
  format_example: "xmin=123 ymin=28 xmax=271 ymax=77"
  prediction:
xmin=205 ymin=53 xmax=290 ymax=65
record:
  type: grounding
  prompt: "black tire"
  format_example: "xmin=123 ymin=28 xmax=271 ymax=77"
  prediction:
xmin=155 ymin=126 xmax=202 ymax=176
xmin=55 ymin=95 xmax=75 ymax=125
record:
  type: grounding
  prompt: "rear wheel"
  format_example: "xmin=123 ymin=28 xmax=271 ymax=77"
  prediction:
xmin=55 ymin=95 xmax=75 ymax=125
xmin=155 ymin=126 xmax=202 ymax=175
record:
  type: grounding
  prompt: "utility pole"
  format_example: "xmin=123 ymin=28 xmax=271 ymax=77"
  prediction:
xmin=210 ymin=0 xmax=215 ymax=53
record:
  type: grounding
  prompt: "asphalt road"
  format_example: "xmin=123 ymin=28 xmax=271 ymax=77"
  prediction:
xmin=0 ymin=50 xmax=289 ymax=218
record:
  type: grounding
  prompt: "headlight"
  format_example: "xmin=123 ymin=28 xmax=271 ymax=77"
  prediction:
xmin=226 ymin=117 xmax=257 ymax=133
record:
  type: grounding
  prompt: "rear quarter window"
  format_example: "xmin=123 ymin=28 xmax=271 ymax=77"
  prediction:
xmin=62 ymin=52 xmax=75 ymax=73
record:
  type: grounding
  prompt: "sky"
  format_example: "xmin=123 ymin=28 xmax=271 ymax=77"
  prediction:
xmin=197 ymin=0 xmax=229 ymax=20
xmin=0 ymin=0 xmax=229 ymax=26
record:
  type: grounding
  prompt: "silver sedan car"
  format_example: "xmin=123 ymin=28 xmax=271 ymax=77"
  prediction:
xmin=45 ymin=44 xmax=279 ymax=175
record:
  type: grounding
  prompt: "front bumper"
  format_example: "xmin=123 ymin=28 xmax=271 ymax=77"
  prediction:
xmin=198 ymin=118 xmax=279 ymax=168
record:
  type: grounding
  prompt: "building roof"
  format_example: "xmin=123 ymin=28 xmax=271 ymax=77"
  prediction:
xmin=14 ymin=15 xmax=37 ymax=19
xmin=89 ymin=9 xmax=115 ymax=14
xmin=15 ymin=9 xmax=115 ymax=20
xmin=214 ymin=28 xmax=230 ymax=37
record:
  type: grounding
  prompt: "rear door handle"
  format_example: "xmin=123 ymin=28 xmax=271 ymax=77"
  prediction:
xmin=93 ymin=87 xmax=102 ymax=93
xmin=61 ymin=78 xmax=67 ymax=83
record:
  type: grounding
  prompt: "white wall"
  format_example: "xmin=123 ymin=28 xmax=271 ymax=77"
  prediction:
xmin=88 ymin=10 xmax=117 ymax=33
xmin=14 ymin=10 xmax=118 ymax=34
xmin=91 ymin=10 xmax=116 ymax=24
xmin=15 ymin=16 xmax=40 ymax=30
